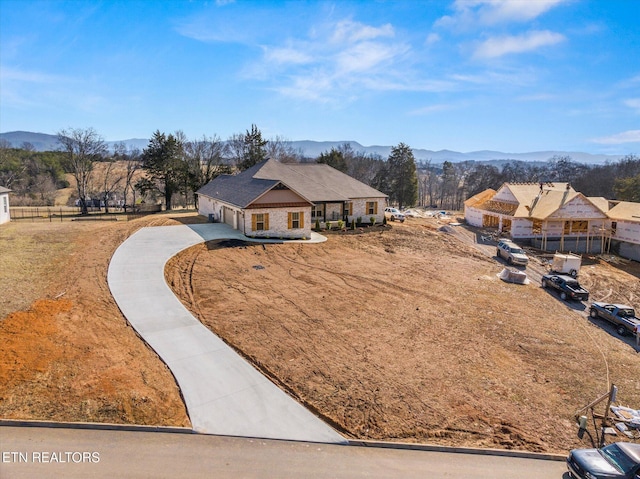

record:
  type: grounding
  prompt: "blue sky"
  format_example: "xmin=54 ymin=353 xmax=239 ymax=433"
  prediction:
xmin=1 ymin=0 xmax=639 ymax=154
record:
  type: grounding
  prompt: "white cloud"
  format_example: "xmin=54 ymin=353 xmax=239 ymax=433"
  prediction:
xmin=473 ymin=30 xmax=565 ymax=58
xmin=591 ymin=130 xmax=640 ymax=145
xmin=250 ymin=18 xmax=417 ymax=103
xmin=0 ymin=65 xmax=71 ymax=107
xmin=425 ymin=33 xmax=440 ymax=45
xmin=0 ymin=65 xmax=66 ymax=83
xmin=517 ymin=93 xmax=556 ymax=101
xmin=336 ymin=41 xmax=408 ymax=74
xmin=330 ymin=20 xmax=394 ymax=44
xmin=624 ymin=98 xmax=640 ymax=111
xmin=408 ymin=103 xmax=457 ymax=115
xmin=475 ymin=0 xmax=568 ymax=24
xmin=263 ymin=46 xmax=313 ymax=65
xmin=437 ymin=0 xmax=569 ymax=28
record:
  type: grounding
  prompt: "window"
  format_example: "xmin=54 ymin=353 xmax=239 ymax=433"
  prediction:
xmin=344 ymin=202 xmax=352 ymax=216
xmin=288 ymin=211 xmax=304 ymax=229
xmin=564 ymin=220 xmax=588 ymax=234
xmin=571 ymin=221 xmax=588 ymax=233
xmin=532 ymin=219 xmax=542 ymax=234
xmin=252 ymin=213 xmax=269 ymax=231
xmin=2 ymin=196 xmax=6 ymax=214
xmin=367 ymin=201 xmax=377 ymax=215
xmin=311 ymin=204 xmax=324 ymax=218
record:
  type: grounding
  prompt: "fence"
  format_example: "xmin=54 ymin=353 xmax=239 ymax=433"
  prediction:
xmin=10 ymin=206 xmax=152 ymax=222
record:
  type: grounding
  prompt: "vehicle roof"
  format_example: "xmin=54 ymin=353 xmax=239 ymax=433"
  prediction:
xmin=612 ymin=442 xmax=640 ymax=462
xmin=593 ymin=302 xmax=635 ymax=309
xmin=546 ymin=274 xmax=579 ymax=281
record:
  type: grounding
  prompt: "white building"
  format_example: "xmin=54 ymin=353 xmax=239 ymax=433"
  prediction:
xmin=0 ymin=186 xmax=11 ymax=225
xmin=607 ymin=201 xmax=640 ymax=261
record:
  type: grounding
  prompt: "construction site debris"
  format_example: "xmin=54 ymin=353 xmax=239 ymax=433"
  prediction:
xmin=498 ymin=268 xmax=529 ymax=284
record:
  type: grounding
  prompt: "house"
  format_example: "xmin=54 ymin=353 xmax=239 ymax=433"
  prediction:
xmin=0 ymin=186 xmax=11 ymax=225
xmin=196 ymin=159 xmax=388 ymax=239
xmin=607 ymin=201 xmax=640 ymax=261
xmin=464 ymin=182 xmax=610 ymax=253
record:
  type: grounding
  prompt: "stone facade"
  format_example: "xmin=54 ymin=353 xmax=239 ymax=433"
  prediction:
xmin=243 ymin=206 xmax=312 ymax=239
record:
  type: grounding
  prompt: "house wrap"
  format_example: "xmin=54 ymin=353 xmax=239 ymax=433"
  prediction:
xmin=464 ymin=182 xmax=640 ymax=260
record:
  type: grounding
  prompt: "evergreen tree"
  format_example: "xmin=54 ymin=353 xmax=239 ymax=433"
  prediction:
xmin=238 ymin=124 xmax=267 ymax=171
xmin=316 ymin=147 xmax=348 ymax=172
xmin=386 ymin=142 xmax=418 ymax=209
xmin=615 ymin=174 xmax=640 ymax=201
xmin=139 ymin=130 xmax=184 ymax=210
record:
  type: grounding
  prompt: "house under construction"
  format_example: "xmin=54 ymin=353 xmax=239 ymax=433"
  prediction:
xmin=464 ymin=182 xmax=640 ymax=261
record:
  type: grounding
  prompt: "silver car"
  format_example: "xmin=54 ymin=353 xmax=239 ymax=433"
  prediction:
xmin=497 ymin=240 xmax=529 ymax=266
xmin=384 ymin=207 xmax=405 ymax=222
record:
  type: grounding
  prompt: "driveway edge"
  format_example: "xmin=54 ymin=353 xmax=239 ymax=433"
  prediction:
xmin=0 ymin=419 xmax=194 ymax=435
xmin=348 ymin=439 xmax=566 ymax=461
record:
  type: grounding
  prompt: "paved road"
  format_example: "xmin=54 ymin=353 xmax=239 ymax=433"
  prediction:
xmin=107 ymin=223 xmax=344 ymax=443
xmin=0 ymin=426 xmax=568 ymax=479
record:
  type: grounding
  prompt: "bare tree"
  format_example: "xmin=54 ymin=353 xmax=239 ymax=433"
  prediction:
xmin=115 ymin=143 xmax=142 ymax=212
xmin=225 ymin=133 xmax=245 ymax=168
xmin=184 ymin=135 xmax=229 ymax=192
xmin=57 ymin=127 xmax=107 ymax=214
xmin=348 ymin=152 xmax=384 ymax=186
xmin=266 ymin=135 xmax=304 ymax=163
xmin=0 ymin=140 xmax=23 ymax=189
xmin=96 ymin=157 xmax=123 ymax=213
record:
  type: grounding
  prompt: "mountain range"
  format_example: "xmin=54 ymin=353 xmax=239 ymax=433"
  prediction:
xmin=0 ymin=130 xmax=626 ymax=165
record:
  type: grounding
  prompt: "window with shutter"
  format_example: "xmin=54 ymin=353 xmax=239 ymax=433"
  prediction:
xmin=289 ymin=212 xmax=301 ymax=229
xmin=253 ymin=213 xmax=268 ymax=231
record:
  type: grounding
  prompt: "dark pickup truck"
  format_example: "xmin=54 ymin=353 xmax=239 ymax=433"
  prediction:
xmin=541 ymin=274 xmax=590 ymax=301
xmin=589 ymin=302 xmax=640 ymax=336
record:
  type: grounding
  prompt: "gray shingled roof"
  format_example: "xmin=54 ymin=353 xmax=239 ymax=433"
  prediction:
xmin=197 ymin=159 xmax=387 ymax=206
xmin=0 ymin=186 xmax=11 ymax=194
xmin=196 ymin=161 xmax=280 ymax=208
xmin=254 ymin=160 xmax=387 ymax=201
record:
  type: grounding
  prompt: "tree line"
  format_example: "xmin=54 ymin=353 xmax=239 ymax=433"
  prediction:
xmin=1 ymin=127 xmax=638 ymax=212
xmin=420 ymin=154 xmax=640 ymax=210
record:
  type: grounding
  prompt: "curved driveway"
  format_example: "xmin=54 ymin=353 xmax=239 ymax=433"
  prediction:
xmin=107 ymin=223 xmax=345 ymax=444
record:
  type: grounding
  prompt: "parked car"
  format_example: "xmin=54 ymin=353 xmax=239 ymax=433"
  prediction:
xmin=567 ymin=441 xmax=640 ymax=479
xmin=590 ymin=302 xmax=640 ymax=336
xmin=496 ymin=240 xmax=529 ymax=266
xmin=541 ymin=274 xmax=590 ymax=301
xmin=384 ymin=207 xmax=405 ymax=222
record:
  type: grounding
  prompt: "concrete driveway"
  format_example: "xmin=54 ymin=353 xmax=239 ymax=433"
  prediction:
xmin=107 ymin=223 xmax=345 ymax=444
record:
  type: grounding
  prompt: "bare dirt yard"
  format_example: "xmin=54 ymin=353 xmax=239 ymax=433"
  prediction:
xmin=0 ymin=213 xmax=200 ymax=427
xmin=2 ymin=212 xmax=639 ymax=455
xmin=165 ymin=217 xmax=640 ymax=454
